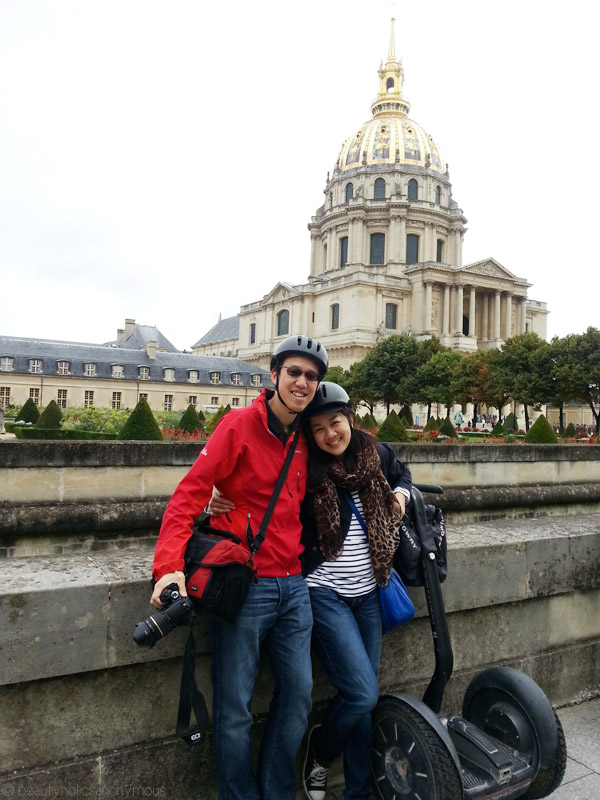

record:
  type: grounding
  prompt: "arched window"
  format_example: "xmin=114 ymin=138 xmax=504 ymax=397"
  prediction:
xmin=407 ymin=179 xmax=418 ymax=201
xmin=406 ymin=234 xmax=419 ymax=265
xmin=331 ymin=303 xmax=340 ymax=330
xmin=385 ymin=303 xmax=397 ymax=330
xmin=339 ymin=236 xmax=348 ymax=268
xmin=386 ymin=78 xmax=395 ymax=93
xmin=435 ymin=185 xmax=441 ymax=204
xmin=374 ymin=178 xmax=386 ymax=200
xmin=277 ymin=309 xmax=289 ymax=337
xmin=370 ymin=233 xmax=385 ymax=265
xmin=345 ymin=183 xmax=354 ymax=203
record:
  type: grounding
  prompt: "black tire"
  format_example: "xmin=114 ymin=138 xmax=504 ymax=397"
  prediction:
xmin=371 ymin=696 xmax=463 ymax=800
xmin=462 ymin=667 xmax=567 ymax=799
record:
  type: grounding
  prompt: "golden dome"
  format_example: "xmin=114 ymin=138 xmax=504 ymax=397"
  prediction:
xmin=335 ymin=19 xmax=445 ymax=176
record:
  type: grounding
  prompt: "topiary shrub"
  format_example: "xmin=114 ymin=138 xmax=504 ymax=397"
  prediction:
xmin=439 ymin=417 xmax=458 ymax=438
xmin=523 ymin=414 xmax=559 ymax=444
xmin=503 ymin=412 xmax=518 ymax=432
xmin=562 ymin=422 xmax=577 ymax=438
xmin=206 ymin=405 xmax=229 ymax=434
xmin=17 ymin=397 xmax=40 ymax=424
xmin=376 ymin=410 xmax=410 ymax=442
xmin=179 ymin=404 xmax=204 ymax=435
xmin=423 ymin=415 xmax=439 ymax=433
xmin=491 ymin=420 xmax=505 ymax=436
xmin=119 ymin=397 xmax=163 ymax=440
xmin=36 ymin=400 xmax=63 ymax=429
xmin=398 ymin=405 xmax=414 ymax=427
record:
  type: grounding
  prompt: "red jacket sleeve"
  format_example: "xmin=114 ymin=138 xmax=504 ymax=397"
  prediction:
xmin=152 ymin=419 xmax=242 ymax=580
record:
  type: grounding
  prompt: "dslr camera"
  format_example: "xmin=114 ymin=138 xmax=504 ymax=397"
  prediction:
xmin=133 ymin=582 xmax=196 ymax=648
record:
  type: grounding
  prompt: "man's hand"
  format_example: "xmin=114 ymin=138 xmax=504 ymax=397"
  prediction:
xmin=151 ymin=571 xmax=187 ymax=608
xmin=208 ymin=487 xmax=236 ymax=516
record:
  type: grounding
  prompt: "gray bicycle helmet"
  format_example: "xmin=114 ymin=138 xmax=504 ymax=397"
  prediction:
xmin=270 ymin=335 xmax=328 ymax=378
xmin=303 ymin=382 xmax=350 ymax=418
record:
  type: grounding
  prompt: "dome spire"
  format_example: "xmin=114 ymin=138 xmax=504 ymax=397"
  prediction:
xmin=371 ymin=17 xmax=410 ymax=118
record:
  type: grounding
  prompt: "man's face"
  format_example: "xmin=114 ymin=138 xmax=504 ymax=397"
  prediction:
xmin=271 ymin=355 xmax=320 ymax=414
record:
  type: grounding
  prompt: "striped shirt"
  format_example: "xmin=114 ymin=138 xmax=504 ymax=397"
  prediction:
xmin=305 ymin=491 xmax=377 ymax=597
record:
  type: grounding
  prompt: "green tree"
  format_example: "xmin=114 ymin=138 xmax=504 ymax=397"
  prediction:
xmin=562 ymin=422 xmax=577 ymax=438
xmin=568 ymin=327 xmax=600 ymax=434
xmin=346 ymin=360 xmax=377 ymax=414
xmin=439 ymin=416 xmax=458 ymax=438
xmin=179 ymin=404 xmax=204 ymax=435
xmin=361 ymin=335 xmax=421 ymax=414
xmin=450 ymin=349 xmax=496 ymax=422
xmin=376 ymin=410 xmax=410 ymax=442
xmin=547 ymin=335 xmax=578 ymax=434
xmin=499 ymin=333 xmax=553 ymax=431
xmin=524 ymin=414 xmax=559 ymax=443
xmin=397 ymin=336 xmax=445 ymax=419
xmin=36 ymin=400 xmax=63 ymax=429
xmin=414 ymin=350 xmax=464 ymax=416
xmin=17 ymin=397 xmax=40 ymax=424
xmin=119 ymin=397 xmax=163 ymax=440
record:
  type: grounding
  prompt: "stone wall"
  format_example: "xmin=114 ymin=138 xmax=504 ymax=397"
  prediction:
xmin=0 ymin=441 xmax=599 ymax=796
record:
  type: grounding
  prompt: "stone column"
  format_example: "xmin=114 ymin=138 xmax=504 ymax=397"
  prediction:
xmin=309 ymin=233 xmax=318 ymax=276
xmin=494 ymin=290 xmax=501 ymax=340
xmin=399 ymin=217 xmax=407 ymax=262
xmin=355 ymin=218 xmax=364 ymax=265
xmin=505 ymin=293 xmax=513 ymax=339
xmin=469 ymin=286 xmax=476 ymax=337
xmin=521 ymin=298 xmax=527 ymax=333
xmin=424 ymin=281 xmax=433 ymax=332
xmin=443 ymin=284 xmax=450 ymax=335
xmin=347 ymin=219 xmax=355 ymax=264
xmin=456 ymin=284 xmax=464 ymax=334
xmin=481 ymin=293 xmax=489 ymax=341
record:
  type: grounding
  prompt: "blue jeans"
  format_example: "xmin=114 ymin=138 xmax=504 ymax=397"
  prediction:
xmin=308 ymin=587 xmax=381 ymax=800
xmin=210 ymin=574 xmax=313 ymax=800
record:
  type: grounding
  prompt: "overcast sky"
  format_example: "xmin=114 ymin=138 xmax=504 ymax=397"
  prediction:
xmin=0 ymin=0 xmax=597 ymax=351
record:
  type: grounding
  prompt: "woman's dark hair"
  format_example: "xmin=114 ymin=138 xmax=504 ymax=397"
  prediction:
xmin=302 ymin=406 xmax=377 ymax=487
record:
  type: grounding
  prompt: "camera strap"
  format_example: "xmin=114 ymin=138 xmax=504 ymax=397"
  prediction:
xmin=176 ymin=626 xmax=210 ymax=746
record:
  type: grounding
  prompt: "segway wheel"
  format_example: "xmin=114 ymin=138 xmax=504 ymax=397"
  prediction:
xmin=462 ymin=667 xmax=567 ymax=799
xmin=371 ymin=696 xmax=462 ymax=800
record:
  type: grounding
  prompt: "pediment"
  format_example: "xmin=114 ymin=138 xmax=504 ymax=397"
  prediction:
xmin=461 ymin=258 xmax=521 ymax=282
xmin=262 ymin=282 xmax=300 ymax=305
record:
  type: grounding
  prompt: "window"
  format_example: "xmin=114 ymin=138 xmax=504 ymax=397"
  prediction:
xmin=436 ymin=239 xmax=444 ymax=263
xmin=345 ymin=183 xmax=354 ymax=203
xmin=252 ymin=374 xmax=261 ymax=387
xmin=231 ymin=373 xmax=241 ymax=385
xmin=139 ymin=393 xmax=148 ymax=402
xmin=210 ymin=396 xmax=219 ymax=406
xmin=163 ymin=394 xmax=173 ymax=411
xmin=164 ymin=368 xmax=175 ymax=382
xmin=277 ymin=310 xmax=289 ymax=337
xmin=57 ymin=361 xmax=70 ymax=375
xmin=112 ymin=392 xmax=122 ymax=410
xmin=249 ymin=323 xmax=256 ymax=345
xmin=84 ymin=390 xmax=94 ymax=409
xmin=139 ymin=366 xmax=150 ymax=380
xmin=385 ymin=303 xmax=398 ymax=330
xmin=374 ymin=178 xmax=386 ymax=199
xmin=232 ymin=397 xmax=240 ymax=407
xmin=29 ymin=359 xmax=43 ymax=374
xmin=0 ymin=387 xmax=10 ymax=404
xmin=435 ymin=185 xmax=441 ymax=204
xmin=57 ymin=389 xmax=67 ymax=408
xmin=407 ymin=179 xmax=418 ymax=201
xmin=406 ymin=234 xmax=419 ymax=265
xmin=210 ymin=371 xmax=220 ymax=385
xmin=188 ymin=370 xmax=199 ymax=383
xmin=112 ymin=364 xmax=124 ymax=379
xmin=331 ymin=303 xmax=340 ymax=330
xmin=188 ymin=395 xmax=197 ymax=407
xmin=29 ymin=388 xmax=40 ymax=405
xmin=1 ymin=357 xmax=14 ymax=372
xmin=339 ymin=236 xmax=348 ymax=268
xmin=370 ymin=233 xmax=385 ymax=265
xmin=84 ymin=362 xmax=96 ymax=377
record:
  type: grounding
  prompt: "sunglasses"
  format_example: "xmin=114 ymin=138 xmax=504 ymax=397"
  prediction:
xmin=281 ymin=366 xmax=321 ymax=383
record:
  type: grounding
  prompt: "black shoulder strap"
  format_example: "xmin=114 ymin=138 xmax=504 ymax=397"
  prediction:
xmin=176 ymin=626 xmax=210 ymax=745
xmin=249 ymin=424 xmax=300 ymax=553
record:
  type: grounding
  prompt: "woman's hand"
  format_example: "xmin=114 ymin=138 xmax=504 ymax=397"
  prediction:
xmin=208 ymin=487 xmax=236 ymax=516
xmin=393 ymin=491 xmax=407 ymax=519
xmin=151 ymin=571 xmax=187 ymax=608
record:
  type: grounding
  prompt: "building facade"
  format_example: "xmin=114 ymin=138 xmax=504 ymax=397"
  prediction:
xmin=193 ymin=20 xmax=548 ymax=370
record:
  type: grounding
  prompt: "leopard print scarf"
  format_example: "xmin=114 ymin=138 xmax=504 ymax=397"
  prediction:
xmin=311 ymin=441 xmax=401 ymax=585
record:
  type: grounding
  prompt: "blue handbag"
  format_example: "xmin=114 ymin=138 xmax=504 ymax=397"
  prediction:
xmin=344 ymin=493 xmax=415 ymax=633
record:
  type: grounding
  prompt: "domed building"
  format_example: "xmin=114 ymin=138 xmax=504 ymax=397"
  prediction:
xmin=194 ymin=20 xmax=548 ymax=370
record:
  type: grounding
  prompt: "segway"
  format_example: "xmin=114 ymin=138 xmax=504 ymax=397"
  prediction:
xmin=372 ymin=485 xmax=567 ymax=800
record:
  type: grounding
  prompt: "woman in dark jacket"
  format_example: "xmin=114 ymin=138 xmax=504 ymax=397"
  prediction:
xmin=300 ymin=382 xmax=411 ymax=800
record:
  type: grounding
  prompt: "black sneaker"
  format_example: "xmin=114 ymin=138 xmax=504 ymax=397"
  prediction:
xmin=303 ymin=725 xmax=330 ymax=800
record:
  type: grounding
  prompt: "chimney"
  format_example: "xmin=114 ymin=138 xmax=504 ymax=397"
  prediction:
xmin=124 ymin=318 xmax=136 ymax=338
xmin=116 ymin=328 xmax=125 ymax=342
xmin=145 ymin=340 xmax=157 ymax=360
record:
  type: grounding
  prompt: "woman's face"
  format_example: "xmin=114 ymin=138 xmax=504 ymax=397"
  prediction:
xmin=309 ymin=409 xmax=352 ymax=459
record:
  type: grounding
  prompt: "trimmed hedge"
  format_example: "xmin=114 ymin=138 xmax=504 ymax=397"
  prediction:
xmin=120 ymin=397 xmax=163 ymax=441
xmin=36 ymin=400 xmax=63 ymax=429
xmin=14 ymin=428 xmax=118 ymax=440
xmin=16 ymin=397 xmax=40 ymax=424
xmin=524 ymin=414 xmax=559 ymax=443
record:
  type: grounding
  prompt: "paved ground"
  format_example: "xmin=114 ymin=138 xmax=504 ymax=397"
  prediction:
xmin=326 ymin=697 xmax=600 ymax=800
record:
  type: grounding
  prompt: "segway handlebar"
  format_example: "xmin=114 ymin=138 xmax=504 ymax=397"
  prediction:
xmin=413 ymin=483 xmax=444 ymax=495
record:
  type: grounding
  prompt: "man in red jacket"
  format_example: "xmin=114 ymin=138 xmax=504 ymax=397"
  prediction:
xmin=151 ymin=336 xmax=328 ymax=800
